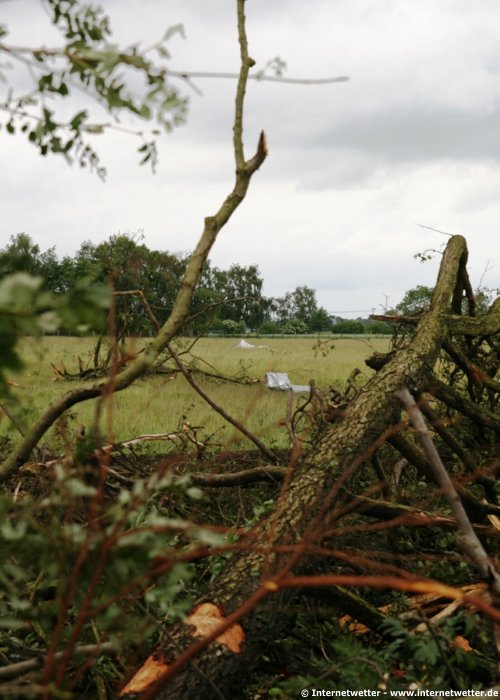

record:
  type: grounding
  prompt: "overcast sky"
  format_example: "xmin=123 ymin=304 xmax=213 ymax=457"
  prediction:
xmin=2 ymin=0 xmax=500 ymax=317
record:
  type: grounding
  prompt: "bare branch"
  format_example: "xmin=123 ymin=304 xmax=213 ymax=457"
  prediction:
xmin=233 ymin=0 xmax=251 ymax=170
xmin=188 ymin=465 xmax=286 ymax=488
xmin=0 ymin=642 xmax=116 ymax=681
xmin=443 ymin=339 xmax=500 ymax=395
xmin=166 ymin=342 xmax=279 ymax=464
xmin=168 ymin=69 xmax=349 ymax=86
xmin=425 ymin=375 xmax=500 ymax=434
xmin=395 ymin=387 xmax=500 ymax=595
xmin=446 ymin=297 xmax=500 ymax=336
xmin=416 ymin=223 xmax=456 ymax=238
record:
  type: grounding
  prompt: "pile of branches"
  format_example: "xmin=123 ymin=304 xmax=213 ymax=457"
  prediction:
xmin=115 ymin=234 xmax=500 ymax=699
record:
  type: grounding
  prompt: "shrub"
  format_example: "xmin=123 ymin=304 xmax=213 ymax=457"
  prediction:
xmin=258 ymin=320 xmax=280 ymax=335
xmin=280 ymin=318 xmax=308 ymax=335
xmin=210 ymin=319 xmax=246 ymax=335
xmin=331 ymin=320 xmax=365 ymax=334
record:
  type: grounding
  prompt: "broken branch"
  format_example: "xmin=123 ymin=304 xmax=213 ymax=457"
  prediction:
xmin=396 ymin=387 xmax=500 ymax=595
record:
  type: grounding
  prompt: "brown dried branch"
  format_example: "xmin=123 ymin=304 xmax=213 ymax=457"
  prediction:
xmin=113 ymin=290 xmax=160 ymax=332
xmin=284 ymin=389 xmax=298 ymax=447
xmin=346 ymin=492 xmax=500 ymax=541
xmin=0 ymin=403 xmax=26 ymax=437
xmin=417 ymin=395 xmax=478 ymax=474
xmin=370 ymin=313 xmax=419 ymax=325
xmin=396 ymin=387 xmax=500 ymax=595
xmin=276 ymin=574 xmax=500 ymax=620
xmin=166 ymin=342 xmax=279 ymax=464
xmin=388 ymin=432 xmax=498 ymax=522
xmin=443 ymin=339 xmax=500 ymax=395
xmin=425 ymin=375 xmax=500 ymax=435
xmin=188 ymin=465 xmax=286 ymax=488
xmin=121 ymin=235 xmax=481 ymax=700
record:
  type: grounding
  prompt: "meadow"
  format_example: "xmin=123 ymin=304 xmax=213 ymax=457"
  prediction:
xmin=2 ymin=335 xmax=391 ymax=454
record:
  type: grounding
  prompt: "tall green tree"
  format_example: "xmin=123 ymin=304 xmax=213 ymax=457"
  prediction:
xmin=291 ymin=285 xmax=319 ymax=323
xmin=308 ymin=306 xmax=332 ymax=332
xmin=73 ymin=233 xmax=187 ymax=336
xmin=211 ymin=263 xmax=266 ymax=330
xmin=396 ymin=285 xmax=433 ymax=315
xmin=271 ymin=285 xmax=323 ymax=329
xmin=0 ymin=233 xmax=44 ymax=276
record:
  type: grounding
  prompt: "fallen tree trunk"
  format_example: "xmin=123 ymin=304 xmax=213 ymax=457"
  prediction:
xmin=120 ymin=234 xmax=500 ymax=698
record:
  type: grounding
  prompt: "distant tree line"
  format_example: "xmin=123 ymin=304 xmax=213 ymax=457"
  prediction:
xmin=0 ymin=233 xmax=391 ymax=336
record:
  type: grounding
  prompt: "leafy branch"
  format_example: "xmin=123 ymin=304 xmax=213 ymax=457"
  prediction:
xmin=0 ymin=1 xmax=188 ymax=175
xmin=0 ymin=1 xmax=347 ymax=177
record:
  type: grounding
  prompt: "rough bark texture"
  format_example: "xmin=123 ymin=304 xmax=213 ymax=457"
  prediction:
xmin=118 ymin=233 xmax=500 ymax=699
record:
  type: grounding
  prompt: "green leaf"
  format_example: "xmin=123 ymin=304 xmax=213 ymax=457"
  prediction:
xmin=414 ymin=640 xmax=439 ymax=666
xmin=156 ymin=46 xmax=170 ymax=59
xmin=42 ymin=108 xmax=57 ymax=132
xmin=190 ymin=527 xmax=225 ymax=547
xmin=139 ymin=104 xmax=152 ymax=119
xmin=163 ymin=24 xmax=186 ymax=42
xmin=38 ymin=74 xmax=53 ymax=91
xmin=105 ymin=85 xmax=125 ymax=109
xmin=123 ymin=53 xmax=149 ymax=71
xmin=61 ymin=522 xmax=87 ymax=544
xmin=64 ymin=478 xmax=97 ymax=498
xmin=1 ymin=520 xmax=28 ymax=541
xmin=0 ymin=273 xmax=43 ymax=306
xmin=70 ymin=109 xmax=88 ymax=130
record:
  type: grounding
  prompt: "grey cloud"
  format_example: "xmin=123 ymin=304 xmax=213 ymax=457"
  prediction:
xmin=3 ymin=0 xmax=499 ymax=317
xmin=311 ymin=104 xmax=500 ymax=165
xmin=293 ymin=150 xmax=382 ymax=190
xmin=274 ymin=102 xmax=500 ymax=190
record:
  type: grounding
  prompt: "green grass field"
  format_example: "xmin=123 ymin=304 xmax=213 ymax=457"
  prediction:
xmin=2 ymin=335 xmax=391 ymax=453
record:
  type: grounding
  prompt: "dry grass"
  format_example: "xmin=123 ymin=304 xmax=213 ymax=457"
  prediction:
xmin=2 ymin=335 xmax=391 ymax=453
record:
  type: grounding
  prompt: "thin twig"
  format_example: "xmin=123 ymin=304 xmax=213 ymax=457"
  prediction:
xmin=189 ymin=465 xmax=285 ymax=487
xmin=285 ymin=389 xmax=297 ymax=447
xmin=113 ymin=290 xmax=160 ymax=332
xmin=416 ymin=609 xmax=463 ymax=690
xmin=416 ymin=223 xmax=456 ymax=238
xmin=0 ymin=642 xmax=116 ymax=681
xmin=0 ymin=403 xmax=26 ymax=437
xmin=167 ymin=342 xmax=279 ymax=464
xmin=168 ymin=69 xmax=349 ymax=85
